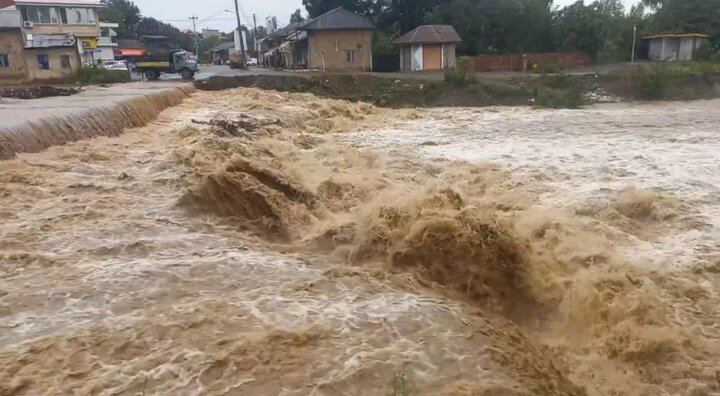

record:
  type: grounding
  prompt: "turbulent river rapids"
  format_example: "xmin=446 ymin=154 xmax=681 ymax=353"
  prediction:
xmin=0 ymin=88 xmax=719 ymax=395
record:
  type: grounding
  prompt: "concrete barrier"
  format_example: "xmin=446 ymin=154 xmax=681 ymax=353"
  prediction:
xmin=0 ymin=82 xmax=195 ymax=160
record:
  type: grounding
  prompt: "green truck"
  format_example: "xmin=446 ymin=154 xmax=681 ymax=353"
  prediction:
xmin=136 ymin=50 xmax=198 ymax=80
xmin=132 ymin=36 xmax=199 ymax=80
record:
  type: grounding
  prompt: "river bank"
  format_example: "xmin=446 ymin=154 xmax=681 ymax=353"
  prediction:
xmin=195 ymin=63 xmax=720 ymax=109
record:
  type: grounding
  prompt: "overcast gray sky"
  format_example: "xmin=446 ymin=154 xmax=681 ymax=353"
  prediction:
xmin=132 ymin=0 xmax=639 ymax=34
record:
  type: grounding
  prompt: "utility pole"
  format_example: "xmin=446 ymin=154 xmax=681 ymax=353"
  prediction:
xmin=631 ymin=25 xmax=637 ymax=63
xmin=189 ymin=15 xmax=200 ymax=59
xmin=232 ymin=0 xmax=246 ymax=67
xmin=253 ymin=13 xmax=258 ymax=57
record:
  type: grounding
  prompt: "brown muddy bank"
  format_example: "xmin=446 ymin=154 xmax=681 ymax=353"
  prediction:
xmin=196 ymin=69 xmax=720 ymax=109
xmin=194 ymin=74 xmax=536 ymax=108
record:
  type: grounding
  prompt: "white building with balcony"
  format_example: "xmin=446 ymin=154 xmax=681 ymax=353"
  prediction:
xmin=93 ymin=21 xmax=117 ymax=61
xmin=3 ymin=0 xmax=106 ymax=65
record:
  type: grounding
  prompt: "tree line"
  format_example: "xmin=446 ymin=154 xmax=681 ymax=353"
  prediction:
xmin=101 ymin=0 xmax=195 ymax=50
xmin=300 ymin=0 xmax=720 ymax=60
xmin=103 ymin=0 xmax=719 ymax=62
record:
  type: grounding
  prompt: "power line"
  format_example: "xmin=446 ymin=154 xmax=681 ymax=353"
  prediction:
xmin=158 ymin=17 xmax=236 ymax=23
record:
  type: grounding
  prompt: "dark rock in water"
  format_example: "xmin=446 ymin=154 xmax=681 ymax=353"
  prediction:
xmin=191 ymin=114 xmax=281 ymax=137
xmin=0 ymin=86 xmax=81 ymax=100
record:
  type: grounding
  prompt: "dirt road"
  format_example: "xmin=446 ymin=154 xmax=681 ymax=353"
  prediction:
xmin=0 ymin=89 xmax=718 ymax=395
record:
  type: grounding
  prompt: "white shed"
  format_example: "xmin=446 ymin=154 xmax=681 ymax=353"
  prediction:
xmin=645 ymin=33 xmax=708 ymax=61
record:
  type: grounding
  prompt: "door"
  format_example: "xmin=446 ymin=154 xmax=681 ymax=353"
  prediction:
xmin=422 ymin=44 xmax=443 ymax=70
xmin=402 ymin=46 xmax=412 ymax=71
xmin=411 ymin=44 xmax=422 ymax=71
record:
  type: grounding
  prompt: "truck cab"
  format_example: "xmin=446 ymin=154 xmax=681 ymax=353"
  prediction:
xmin=171 ymin=51 xmax=198 ymax=79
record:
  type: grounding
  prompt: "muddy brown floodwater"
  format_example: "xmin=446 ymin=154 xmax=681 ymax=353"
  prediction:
xmin=0 ymin=88 xmax=718 ymax=396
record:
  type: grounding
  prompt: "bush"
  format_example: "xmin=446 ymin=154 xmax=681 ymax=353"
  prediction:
xmin=695 ymin=42 xmax=720 ymax=63
xmin=534 ymin=85 xmax=584 ymax=108
xmin=534 ymin=59 xmax=566 ymax=74
xmin=64 ymin=67 xmax=131 ymax=85
xmin=634 ymin=65 xmax=674 ymax=100
xmin=444 ymin=69 xmax=472 ymax=87
xmin=457 ymin=56 xmax=474 ymax=74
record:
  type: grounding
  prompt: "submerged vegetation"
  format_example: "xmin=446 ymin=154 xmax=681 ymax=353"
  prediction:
xmin=62 ymin=67 xmax=131 ymax=85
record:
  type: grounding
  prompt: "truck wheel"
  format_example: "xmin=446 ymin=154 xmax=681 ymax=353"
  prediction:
xmin=144 ymin=69 xmax=160 ymax=80
xmin=180 ymin=69 xmax=194 ymax=80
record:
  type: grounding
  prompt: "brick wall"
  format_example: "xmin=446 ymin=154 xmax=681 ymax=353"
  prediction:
xmin=473 ymin=52 xmax=591 ymax=72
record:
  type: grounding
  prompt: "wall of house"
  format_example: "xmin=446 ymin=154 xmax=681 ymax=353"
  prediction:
xmin=92 ymin=46 xmax=114 ymax=62
xmin=443 ymin=44 xmax=456 ymax=69
xmin=678 ymin=38 xmax=695 ymax=61
xmin=648 ymin=39 xmax=663 ymax=61
xmin=0 ymin=30 xmax=29 ymax=82
xmin=401 ymin=46 xmax=411 ymax=71
xmin=25 ymin=47 xmax=79 ymax=80
xmin=307 ymin=29 xmax=372 ymax=71
xmin=29 ymin=23 xmax=99 ymax=37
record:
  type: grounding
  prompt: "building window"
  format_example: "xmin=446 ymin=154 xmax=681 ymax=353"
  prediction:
xmin=22 ymin=6 xmax=58 ymax=24
xmin=61 ymin=8 xmax=96 ymax=24
xmin=60 ymin=55 xmax=71 ymax=69
xmin=0 ymin=54 xmax=9 ymax=68
xmin=37 ymin=54 xmax=50 ymax=70
xmin=345 ymin=50 xmax=355 ymax=63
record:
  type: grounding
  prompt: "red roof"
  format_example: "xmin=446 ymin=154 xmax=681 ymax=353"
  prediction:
xmin=395 ymin=25 xmax=462 ymax=45
xmin=115 ymin=48 xmax=146 ymax=57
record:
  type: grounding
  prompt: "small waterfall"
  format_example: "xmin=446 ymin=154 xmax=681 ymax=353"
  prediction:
xmin=0 ymin=86 xmax=194 ymax=159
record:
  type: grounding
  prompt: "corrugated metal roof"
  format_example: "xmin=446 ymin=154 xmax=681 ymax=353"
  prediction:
xmin=395 ymin=25 xmax=462 ymax=45
xmin=286 ymin=30 xmax=307 ymax=42
xmin=643 ymin=33 xmax=708 ymax=39
xmin=300 ymin=7 xmax=374 ymax=31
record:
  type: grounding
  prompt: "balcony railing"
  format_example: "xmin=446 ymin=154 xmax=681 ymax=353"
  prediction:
xmin=97 ymin=36 xmax=117 ymax=47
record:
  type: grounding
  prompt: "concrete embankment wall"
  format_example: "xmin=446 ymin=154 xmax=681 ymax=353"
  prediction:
xmin=0 ymin=83 xmax=194 ymax=160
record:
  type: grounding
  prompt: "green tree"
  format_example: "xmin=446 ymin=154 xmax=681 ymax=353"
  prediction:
xmin=99 ymin=0 xmax=141 ymax=38
xmin=302 ymin=0 xmax=376 ymax=18
xmin=136 ymin=17 xmax=194 ymax=50
xmin=290 ymin=9 xmax=306 ymax=23
xmin=644 ymin=0 xmax=720 ymax=43
xmin=198 ymin=36 xmax=224 ymax=62
xmin=554 ymin=0 xmax=610 ymax=58
xmin=426 ymin=0 xmax=554 ymax=55
xmin=553 ymin=0 xmax=644 ymax=61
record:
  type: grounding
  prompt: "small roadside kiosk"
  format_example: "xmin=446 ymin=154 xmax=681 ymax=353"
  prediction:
xmin=395 ymin=25 xmax=462 ymax=71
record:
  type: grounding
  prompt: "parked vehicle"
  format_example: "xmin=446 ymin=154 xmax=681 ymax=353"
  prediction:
xmin=247 ymin=57 xmax=258 ymax=66
xmin=100 ymin=60 xmax=128 ymax=71
xmin=228 ymin=49 xmax=247 ymax=70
